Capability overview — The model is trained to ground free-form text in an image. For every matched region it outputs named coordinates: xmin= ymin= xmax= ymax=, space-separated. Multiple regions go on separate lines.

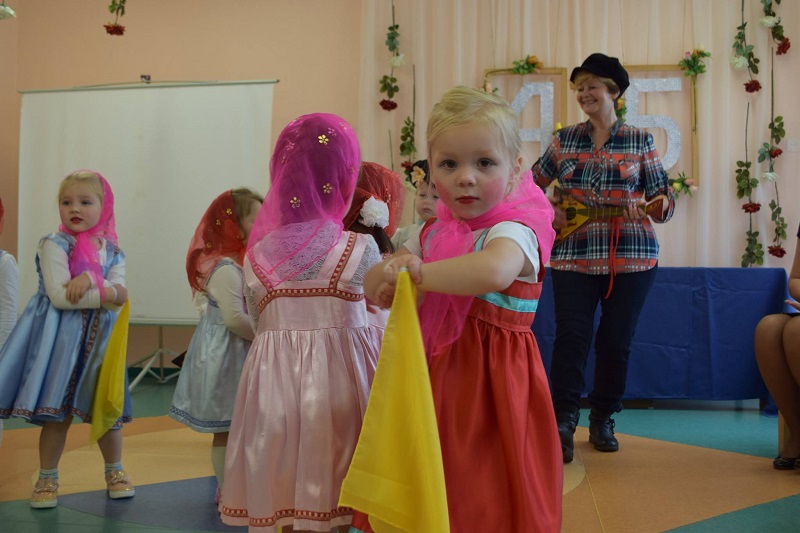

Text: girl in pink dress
xmin=365 ymin=87 xmax=563 ymax=533
xmin=220 ymin=113 xmax=383 ymax=532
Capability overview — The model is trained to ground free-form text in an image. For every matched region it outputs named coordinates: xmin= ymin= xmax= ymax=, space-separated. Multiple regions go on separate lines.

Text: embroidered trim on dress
xmin=254 ymin=233 xmax=363 ymax=311
xmin=220 ymin=505 xmax=353 ymax=526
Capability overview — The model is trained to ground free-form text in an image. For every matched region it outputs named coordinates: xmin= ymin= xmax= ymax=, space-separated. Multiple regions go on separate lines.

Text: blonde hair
xmin=570 ymin=71 xmax=620 ymax=98
xmin=58 ymin=170 xmax=104 ymax=202
xmin=230 ymin=187 xmax=263 ymax=226
xmin=427 ymin=86 xmax=522 ymax=164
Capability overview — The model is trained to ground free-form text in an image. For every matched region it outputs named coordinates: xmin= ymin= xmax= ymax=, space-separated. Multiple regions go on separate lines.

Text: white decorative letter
xmin=510 ymin=82 xmax=555 ymax=158
xmin=624 ymin=78 xmax=682 ymax=170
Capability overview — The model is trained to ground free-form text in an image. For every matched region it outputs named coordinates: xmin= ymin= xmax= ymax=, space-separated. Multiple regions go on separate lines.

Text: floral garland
xmin=760 ymin=0 xmax=790 ymax=258
xmin=761 ymin=0 xmax=791 ymax=55
xmin=669 ymin=44 xmax=711 ymax=200
xmin=731 ymin=0 xmax=764 ymax=267
xmin=731 ymin=2 xmax=760 ymax=92
xmin=732 ymin=1 xmax=763 ymax=266
xmin=378 ymin=1 xmax=402 ymax=111
xmin=104 ymin=0 xmax=127 ymax=35
xmin=679 ymin=45 xmax=711 ymax=131
xmin=376 ymin=1 xmax=417 ymax=184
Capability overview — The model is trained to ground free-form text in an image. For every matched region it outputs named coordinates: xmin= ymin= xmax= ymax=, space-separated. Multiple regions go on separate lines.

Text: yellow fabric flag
xmin=339 ymin=272 xmax=450 ymax=532
xmin=90 ymin=300 xmax=130 ymax=443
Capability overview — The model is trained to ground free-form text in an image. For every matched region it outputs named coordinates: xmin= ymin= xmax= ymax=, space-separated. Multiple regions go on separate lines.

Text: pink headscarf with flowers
xmin=57 ymin=170 xmax=118 ymax=290
xmin=247 ymin=113 xmax=361 ymax=285
xmin=419 ymin=171 xmax=555 ymax=356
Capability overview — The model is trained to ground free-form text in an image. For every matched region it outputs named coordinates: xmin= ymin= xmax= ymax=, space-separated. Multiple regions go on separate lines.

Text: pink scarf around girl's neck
xmin=419 ymin=171 xmax=555 ymax=356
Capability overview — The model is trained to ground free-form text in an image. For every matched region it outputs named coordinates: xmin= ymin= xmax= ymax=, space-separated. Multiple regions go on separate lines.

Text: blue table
xmin=532 ymin=267 xmax=788 ymax=400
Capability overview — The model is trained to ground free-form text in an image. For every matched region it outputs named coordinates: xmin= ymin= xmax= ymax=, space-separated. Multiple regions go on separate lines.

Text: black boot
xmin=588 ymin=409 xmax=619 ymax=452
xmin=556 ymin=410 xmax=580 ymax=463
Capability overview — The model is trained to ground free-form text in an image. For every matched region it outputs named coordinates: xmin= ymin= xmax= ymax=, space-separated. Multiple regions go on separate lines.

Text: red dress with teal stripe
xmin=352 ymin=227 xmax=562 ymax=533
xmin=427 ymin=229 xmax=563 ymax=532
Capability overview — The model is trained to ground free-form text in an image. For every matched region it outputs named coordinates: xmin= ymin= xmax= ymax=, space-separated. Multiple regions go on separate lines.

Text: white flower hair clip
xmin=359 ymin=196 xmax=390 ymax=229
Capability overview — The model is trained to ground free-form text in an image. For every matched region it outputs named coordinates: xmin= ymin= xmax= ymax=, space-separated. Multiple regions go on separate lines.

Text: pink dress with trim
xmin=220 ymin=232 xmax=382 ymax=532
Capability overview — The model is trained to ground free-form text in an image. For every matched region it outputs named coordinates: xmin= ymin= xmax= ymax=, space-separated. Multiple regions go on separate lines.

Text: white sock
xmin=211 ymin=446 xmax=226 ymax=490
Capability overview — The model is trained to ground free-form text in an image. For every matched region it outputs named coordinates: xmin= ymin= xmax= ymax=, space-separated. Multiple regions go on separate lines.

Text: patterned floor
xmin=1 ymin=376 xmax=799 ymax=533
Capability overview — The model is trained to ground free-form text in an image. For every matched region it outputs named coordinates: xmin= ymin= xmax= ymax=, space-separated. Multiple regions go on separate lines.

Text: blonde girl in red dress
xmin=364 ymin=86 xmax=563 ymax=533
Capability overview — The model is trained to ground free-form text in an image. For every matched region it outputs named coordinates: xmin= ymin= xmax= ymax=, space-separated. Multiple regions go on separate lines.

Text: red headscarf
xmin=342 ymin=162 xmax=406 ymax=237
xmin=186 ymin=190 xmax=247 ymax=294
xmin=57 ymin=170 xmax=118 ymax=290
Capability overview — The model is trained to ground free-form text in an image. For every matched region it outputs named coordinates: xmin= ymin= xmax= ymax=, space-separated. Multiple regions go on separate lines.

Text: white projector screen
xmin=18 ymin=80 xmax=276 ymax=325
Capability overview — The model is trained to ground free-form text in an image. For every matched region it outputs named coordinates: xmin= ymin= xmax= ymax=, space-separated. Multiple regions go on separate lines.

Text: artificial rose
xmin=104 ymin=23 xmax=125 ymax=35
xmin=401 ymin=160 xmax=413 ymax=171
xmin=761 ymin=171 xmax=778 ymax=183
xmin=742 ymin=202 xmax=761 ymax=213
xmin=744 ymin=80 xmax=762 ymax=93
xmin=769 ymin=245 xmax=787 ymax=258
xmin=389 ymin=53 xmax=405 ymax=68
xmin=730 ymin=55 xmax=749 ymax=70
xmin=770 ymin=148 xmax=783 ymax=159
xmin=0 ymin=4 xmax=16 ymax=19
xmin=761 ymin=16 xmax=780 ymax=28
xmin=777 ymin=38 xmax=791 ymax=55
xmin=379 ymin=99 xmax=398 ymax=111
xmin=527 ymin=55 xmax=539 ymax=65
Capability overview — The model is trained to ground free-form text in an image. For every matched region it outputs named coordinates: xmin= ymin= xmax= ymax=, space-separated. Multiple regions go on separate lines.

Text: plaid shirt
xmin=532 ymin=120 xmax=674 ymax=275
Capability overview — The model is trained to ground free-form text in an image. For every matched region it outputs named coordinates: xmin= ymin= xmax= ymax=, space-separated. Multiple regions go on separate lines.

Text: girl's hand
xmin=383 ymin=255 xmax=423 ymax=287
xmin=113 ymin=284 xmax=128 ymax=305
xmin=373 ymin=282 xmax=396 ymax=308
xmin=103 ymin=283 xmax=127 ymax=305
xmin=64 ymin=273 xmax=92 ymax=304
xmin=786 ymin=299 xmax=800 ymax=312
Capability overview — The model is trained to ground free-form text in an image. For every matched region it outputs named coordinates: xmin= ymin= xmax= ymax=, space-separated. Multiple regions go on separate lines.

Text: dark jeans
xmin=549 ymin=266 xmax=658 ymax=416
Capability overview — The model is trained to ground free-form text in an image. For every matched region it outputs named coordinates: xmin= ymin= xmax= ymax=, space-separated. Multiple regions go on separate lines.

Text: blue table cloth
xmin=532 ymin=267 xmax=788 ymax=400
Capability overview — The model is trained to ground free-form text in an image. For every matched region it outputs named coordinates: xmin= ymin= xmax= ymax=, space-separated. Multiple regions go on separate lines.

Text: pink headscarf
xmin=58 ymin=170 xmax=118 ymax=290
xmin=419 ymin=171 xmax=555 ymax=356
xmin=247 ymin=113 xmax=361 ymax=285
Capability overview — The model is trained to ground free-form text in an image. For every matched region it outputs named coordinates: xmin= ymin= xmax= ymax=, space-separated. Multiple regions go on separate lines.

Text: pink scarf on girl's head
xmin=419 ymin=170 xmax=555 ymax=356
xmin=58 ymin=171 xmax=118 ymax=290
xmin=247 ymin=113 xmax=361 ymax=286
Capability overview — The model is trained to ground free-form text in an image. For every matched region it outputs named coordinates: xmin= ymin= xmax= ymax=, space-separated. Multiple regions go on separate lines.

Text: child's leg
xmin=211 ymin=431 xmax=228 ymax=490
xmin=97 ymin=427 xmax=123 ymax=464
xmin=39 ymin=416 xmax=74 ymax=469
xmin=31 ymin=416 xmax=73 ymax=508
xmin=98 ymin=427 xmax=135 ymax=499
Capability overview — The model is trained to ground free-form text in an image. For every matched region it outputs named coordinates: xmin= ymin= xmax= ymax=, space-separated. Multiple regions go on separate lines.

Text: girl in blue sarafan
xmin=0 ymin=170 xmax=133 ymax=509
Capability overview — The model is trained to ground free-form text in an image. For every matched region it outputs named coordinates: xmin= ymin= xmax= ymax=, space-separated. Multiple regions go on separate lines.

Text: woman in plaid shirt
xmin=532 ymin=53 xmax=674 ymax=463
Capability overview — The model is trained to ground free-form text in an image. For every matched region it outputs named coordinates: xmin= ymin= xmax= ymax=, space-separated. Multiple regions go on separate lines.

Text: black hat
xmin=570 ymin=53 xmax=630 ymax=96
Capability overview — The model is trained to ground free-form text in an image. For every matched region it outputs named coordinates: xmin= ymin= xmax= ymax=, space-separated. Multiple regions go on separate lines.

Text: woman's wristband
xmin=109 ymin=285 xmax=118 ymax=304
